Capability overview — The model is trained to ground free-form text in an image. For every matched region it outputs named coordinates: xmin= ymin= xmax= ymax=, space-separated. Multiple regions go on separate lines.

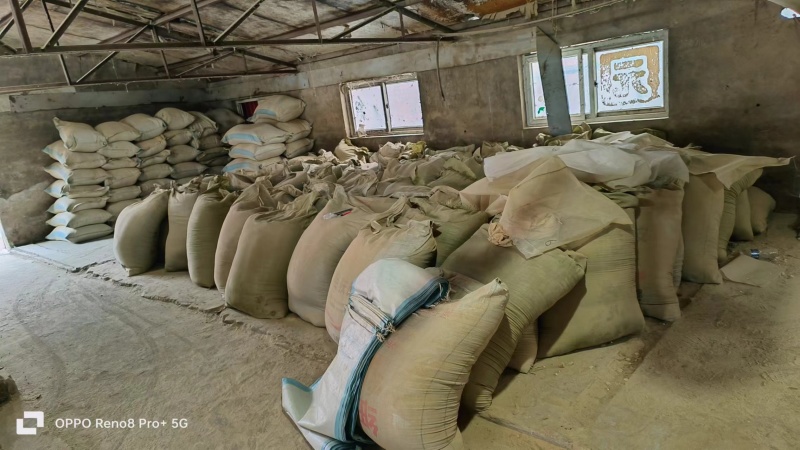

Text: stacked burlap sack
xmin=44 ymin=118 xmax=114 ymax=243
xmin=222 ymin=95 xmax=314 ymax=177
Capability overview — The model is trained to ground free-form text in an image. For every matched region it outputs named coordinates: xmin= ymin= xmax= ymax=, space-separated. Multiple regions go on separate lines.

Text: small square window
xmin=522 ymin=30 xmax=668 ymax=128
xmin=342 ymin=74 xmax=424 ymax=138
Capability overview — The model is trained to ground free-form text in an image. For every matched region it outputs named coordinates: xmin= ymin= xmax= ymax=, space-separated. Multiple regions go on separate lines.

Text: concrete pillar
xmin=536 ymin=28 xmax=572 ymax=136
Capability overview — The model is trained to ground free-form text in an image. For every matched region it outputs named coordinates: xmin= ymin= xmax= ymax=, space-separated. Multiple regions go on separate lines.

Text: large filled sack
xmin=136 ymin=135 xmax=168 ymax=158
xmin=222 ymin=123 xmax=291 ymax=146
xmin=637 ymin=187 xmax=684 ymax=321
xmin=681 ymin=174 xmax=724 ymax=283
xmin=155 ymin=107 xmax=196 ymax=131
xmin=120 ymin=114 xmax=167 ymax=141
xmin=187 ymin=111 xmax=218 ymax=137
xmin=287 ymin=188 xmax=402 ymax=326
xmin=443 ymin=225 xmax=586 ymax=410
xmin=538 ymin=208 xmax=644 ymax=358
xmin=105 ymin=168 xmax=141 ymax=189
xmin=113 ymin=190 xmax=169 ymax=275
xmin=138 ymin=150 xmax=170 ymax=168
xmin=98 ymin=141 xmax=140 ymax=159
xmin=402 ymin=191 xmax=489 ymax=266
xmin=45 ymin=163 xmax=107 ymax=186
xmin=249 ymin=95 xmax=305 ymax=122
xmin=718 ymin=169 xmax=762 ymax=263
xmin=53 ymin=117 xmax=107 ymax=152
xmin=47 ymin=209 xmax=112 ymax=228
xmin=198 ymin=134 xmax=222 ymax=150
xmin=48 ymin=196 xmax=108 ymax=214
xmin=187 ymin=181 xmax=238 ymax=287
xmin=164 ymin=129 xmax=196 ymax=147
xmin=46 ymin=224 xmax=113 ymax=243
xmin=171 ymin=162 xmax=207 ymax=179
xmin=428 ymin=157 xmax=482 ymax=191
xmin=733 ymin=193 xmax=754 ymax=242
xmin=166 ymin=145 xmax=200 ymax=164
xmin=45 ymin=180 xmax=109 ymax=199
xmin=274 ymin=119 xmax=312 ymax=143
xmin=285 ymin=138 xmax=314 ymax=159
xmin=214 ymin=181 xmax=276 ymax=292
xmin=333 ymin=139 xmax=369 ymax=162
xmin=205 ymin=108 xmax=244 ymax=135
xmin=139 ymin=179 xmax=173 ymax=197
xmin=139 ymin=164 xmax=173 ymax=182
xmin=282 ymin=260 xmax=450 ymax=448
xmin=95 ymin=121 xmax=141 ymax=142
xmin=335 ymin=168 xmax=379 ymax=196
xmin=748 ymin=186 xmax=776 ymax=234
xmin=102 ymin=157 xmax=137 ymax=170
xmin=43 ymin=141 xmax=107 ymax=169
xmin=107 ymin=185 xmax=141 ymax=203
xmin=326 ymin=219 xmax=437 ymax=341
xmin=490 ymin=157 xmax=632 ymax=259
xmin=196 ymin=147 xmax=229 ymax=164
xmin=164 ymin=183 xmax=201 ymax=272
xmin=105 ymin=199 xmax=139 ymax=222
xmin=229 ymin=143 xmax=285 ymax=161
xmin=359 ymin=278 xmax=508 ymax=450
xmin=225 ymin=193 xmax=319 ymax=318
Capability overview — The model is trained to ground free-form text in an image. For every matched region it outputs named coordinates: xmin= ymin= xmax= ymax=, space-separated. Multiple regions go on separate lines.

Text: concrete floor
xmin=1 ymin=215 xmax=798 ymax=449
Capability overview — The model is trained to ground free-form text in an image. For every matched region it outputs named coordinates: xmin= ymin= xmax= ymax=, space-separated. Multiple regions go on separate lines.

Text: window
xmin=522 ymin=30 xmax=668 ymax=128
xmin=341 ymin=73 xmax=424 ymax=138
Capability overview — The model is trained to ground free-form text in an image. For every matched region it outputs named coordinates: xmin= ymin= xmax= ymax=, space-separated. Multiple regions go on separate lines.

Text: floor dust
xmin=0 ymin=214 xmax=798 ymax=449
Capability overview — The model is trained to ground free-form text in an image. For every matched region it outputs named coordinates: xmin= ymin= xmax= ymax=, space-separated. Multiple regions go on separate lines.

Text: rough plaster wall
xmin=275 ymin=0 xmax=800 ymax=207
xmin=0 ymin=103 xmax=204 ymax=246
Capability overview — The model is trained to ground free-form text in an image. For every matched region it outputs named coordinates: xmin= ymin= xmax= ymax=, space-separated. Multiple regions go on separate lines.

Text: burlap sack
xmin=113 ymin=190 xmax=169 ymax=276
xmin=681 ymin=174 xmax=724 ymax=284
xmin=286 ymin=188 xmax=402 ymax=327
xmin=359 ymin=279 xmax=508 ymax=450
xmin=718 ymin=169 xmax=762 ymax=263
xmin=401 ymin=192 xmax=489 ymax=266
xmin=325 ymin=220 xmax=437 ymax=342
xmin=732 ymin=191 xmax=754 ymax=241
xmin=213 ymin=181 xmax=276 ymax=292
xmin=225 ymin=193 xmax=319 ymax=318
xmin=164 ymin=183 xmax=201 ymax=271
xmin=538 ymin=208 xmax=644 ymax=358
xmin=187 ymin=180 xmax=237 ymax=287
xmin=748 ymin=186 xmax=776 ymax=235
xmin=637 ymin=187 xmax=684 ymax=321
xmin=442 ymin=225 xmax=586 ymax=411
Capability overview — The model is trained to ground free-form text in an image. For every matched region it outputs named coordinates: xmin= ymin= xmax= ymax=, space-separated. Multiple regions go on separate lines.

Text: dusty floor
xmin=0 ymin=214 xmax=798 ymax=449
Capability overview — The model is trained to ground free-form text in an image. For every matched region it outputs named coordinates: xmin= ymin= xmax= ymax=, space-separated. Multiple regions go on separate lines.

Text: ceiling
xmin=0 ymin=0 xmax=608 ymax=84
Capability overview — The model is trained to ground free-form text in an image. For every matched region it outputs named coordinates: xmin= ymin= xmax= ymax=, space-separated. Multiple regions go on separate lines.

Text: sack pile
xmin=44 ymin=118 xmax=113 ymax=242
xmin=222 ymin=95 xmax=314 ymax=177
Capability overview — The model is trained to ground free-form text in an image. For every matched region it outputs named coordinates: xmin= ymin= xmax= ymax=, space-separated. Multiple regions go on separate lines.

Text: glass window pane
xmin=530 ymin=55 xmax=582 ymax=119
xmin=350 ymin=86 xmax=387 ymax=131
xmin=595 ymin=41 xmax=665 ymax=113
xmin=386 ymin=81 xmax=423 ymax=129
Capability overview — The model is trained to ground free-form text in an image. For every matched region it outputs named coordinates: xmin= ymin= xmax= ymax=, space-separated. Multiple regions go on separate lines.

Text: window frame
xmin=340 ymin=73 xmax=425 ymax=139
xmin=521 ymin=29 xmax=669 ymax=129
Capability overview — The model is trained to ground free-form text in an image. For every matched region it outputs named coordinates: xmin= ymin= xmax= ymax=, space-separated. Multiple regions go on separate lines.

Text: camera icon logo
xmin=16 ymin=411 xmax=44 ymax=435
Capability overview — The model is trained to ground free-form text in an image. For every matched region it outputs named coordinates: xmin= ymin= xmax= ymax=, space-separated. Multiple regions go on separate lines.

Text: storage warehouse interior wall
xmin=214 ymin=0 xmax=799 ymax=208
xmin=2 ymin=0 xmax=800 ymax=448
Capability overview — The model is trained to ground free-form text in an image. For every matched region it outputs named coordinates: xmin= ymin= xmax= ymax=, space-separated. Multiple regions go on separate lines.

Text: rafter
xmin=42 ymin=0 xmax=89 ymax=48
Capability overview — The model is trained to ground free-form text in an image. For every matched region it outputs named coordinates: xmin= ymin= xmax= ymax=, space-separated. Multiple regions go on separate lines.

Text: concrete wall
xmin=214 ymin=0 xmax=800 ymax=207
